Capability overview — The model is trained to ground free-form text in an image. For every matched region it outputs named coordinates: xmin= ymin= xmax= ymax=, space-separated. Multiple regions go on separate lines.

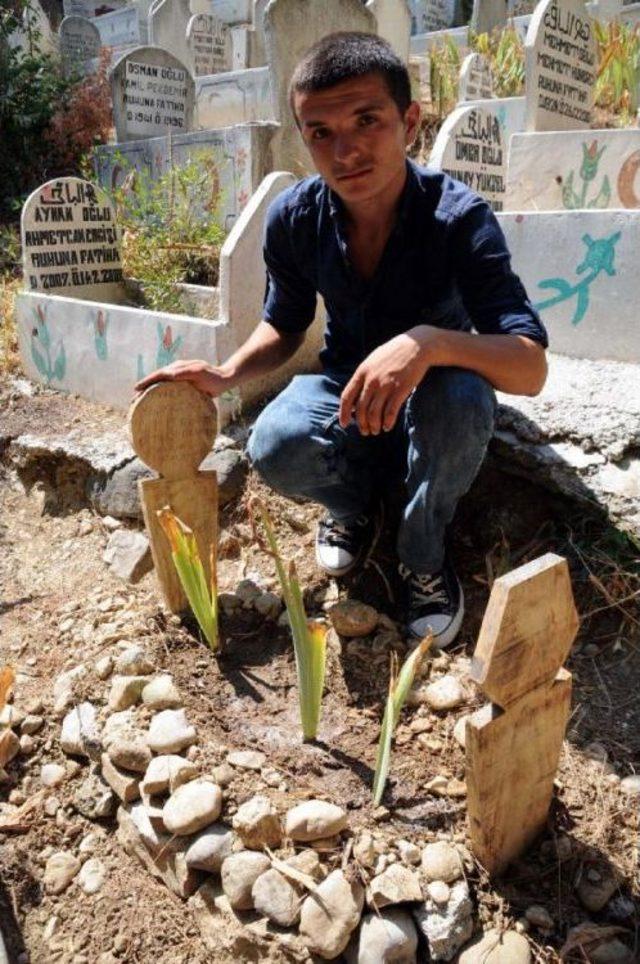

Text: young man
xmin=136 ymin=32 xmax=548 ymax=648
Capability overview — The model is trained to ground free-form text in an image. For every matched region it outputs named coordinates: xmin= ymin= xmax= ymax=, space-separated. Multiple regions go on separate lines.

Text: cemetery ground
xmin=0 ymin=373 xmax=638 ymax=963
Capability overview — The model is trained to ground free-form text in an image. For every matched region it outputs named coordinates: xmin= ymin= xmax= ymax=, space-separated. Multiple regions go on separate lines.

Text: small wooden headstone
xmin=465 ymin=553 xmax=579 ymax=876
xmin=128 ymin=382 xmax=218 ymax=613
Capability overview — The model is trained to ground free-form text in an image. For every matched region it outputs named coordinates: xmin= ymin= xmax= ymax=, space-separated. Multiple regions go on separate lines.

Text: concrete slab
xmin=506 ymin=128 xmax=640 ymax=210
xmin=498 ymin=208 xmax=640 ymax=363
xmin=195 ymin=66 xmax=274 ymax=129
xmin=494 ymin=353 xmax=640 ymax=542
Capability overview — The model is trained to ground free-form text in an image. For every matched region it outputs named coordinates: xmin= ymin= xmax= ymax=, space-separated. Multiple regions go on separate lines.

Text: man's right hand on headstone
xmin=134 ymin=359 xmax=232 ymax=398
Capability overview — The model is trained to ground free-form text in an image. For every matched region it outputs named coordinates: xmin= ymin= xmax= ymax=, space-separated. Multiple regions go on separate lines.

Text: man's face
xmin=293 ymin=72 xmax=420 ymax=207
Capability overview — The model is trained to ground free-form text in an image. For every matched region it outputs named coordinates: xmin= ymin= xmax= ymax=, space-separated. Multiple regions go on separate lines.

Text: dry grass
xmin=0 ymin=275 xmax=21 ymax=376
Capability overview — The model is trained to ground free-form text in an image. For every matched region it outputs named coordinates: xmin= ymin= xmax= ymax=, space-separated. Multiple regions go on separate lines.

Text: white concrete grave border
xmin=16 ymin=173 xmax=326 ymax=422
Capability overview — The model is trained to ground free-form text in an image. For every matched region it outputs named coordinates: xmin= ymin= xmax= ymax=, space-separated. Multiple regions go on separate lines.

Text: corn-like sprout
xmin=250 ymin=498 xmax=327 ymax=741
xmin=157 ymin=507 xmax=218 ymax=652
xmin=372 ymin=635 xmax=433 ymax=806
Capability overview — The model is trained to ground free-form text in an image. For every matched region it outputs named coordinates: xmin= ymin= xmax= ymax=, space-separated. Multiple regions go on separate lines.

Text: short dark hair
xmin=289 ymin=32 xmax=412 ymax=119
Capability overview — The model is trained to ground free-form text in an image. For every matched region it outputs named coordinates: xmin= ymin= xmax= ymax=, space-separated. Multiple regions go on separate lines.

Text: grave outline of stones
xmin=465 ymin=552 xmax=579 ymax=876
xmin=524 ymin=0 xmax=597 ymax=133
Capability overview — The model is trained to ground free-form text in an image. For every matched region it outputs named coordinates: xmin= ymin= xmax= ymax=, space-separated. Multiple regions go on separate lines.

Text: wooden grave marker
xmin=465 ymin=553 xmax=579 ymax=876
xmin=128 ymin=382 xmax=218 ymax=613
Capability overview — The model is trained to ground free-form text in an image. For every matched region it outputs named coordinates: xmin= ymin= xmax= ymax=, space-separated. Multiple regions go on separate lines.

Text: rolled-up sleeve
xmin=451 ymin=198 xmax=549 ymax=348
xmin=262 ymin=196 xmax=317 ymax=334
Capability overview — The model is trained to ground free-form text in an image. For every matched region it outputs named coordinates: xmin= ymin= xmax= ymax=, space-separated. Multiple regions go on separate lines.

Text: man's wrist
xmin=412 ymin=325 xmax=451 ymax=367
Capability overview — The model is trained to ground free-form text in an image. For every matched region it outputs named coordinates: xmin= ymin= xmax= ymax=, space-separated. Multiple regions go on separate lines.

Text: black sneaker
xmin=400 ymin=558 xmax=464 ymax=649
xmin=315 ymin=513 xmax=373 ymax=577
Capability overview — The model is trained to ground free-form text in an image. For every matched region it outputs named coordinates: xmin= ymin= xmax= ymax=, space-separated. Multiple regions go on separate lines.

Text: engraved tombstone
xmin=412 ymin=0 xmax=458 ymax=32
xmin=525 ymin=0 xmax=597 ymax=131
xmin=429 ymin=105 xmax=507 ymax=211
xmin=459 ymin=52 xmax=494 ymax=101
xmin=265 ymin=0 xmax=376 ymax=175
xmin=21 ymin=178 xmax=125 ymax=303
xmin=59 ymin=15 xmax=101 ymax=73
xmin=186 ymin=13 xmax=232 ymax=75
xmin=111 ymin=46 xmax=195 ymax=142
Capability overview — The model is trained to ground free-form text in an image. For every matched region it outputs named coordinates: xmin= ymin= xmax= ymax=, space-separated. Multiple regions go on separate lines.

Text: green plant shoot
xmin=157 ymin=507 xmax=218 ymax=652
xmin=250 ymin=498 xmax=327 ymax=741
xmin=372 ymin=634 xmax=433 ymax=807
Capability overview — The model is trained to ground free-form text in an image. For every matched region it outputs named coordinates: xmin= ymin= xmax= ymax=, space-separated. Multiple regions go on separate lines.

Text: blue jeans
xmin=247 ymin=367 xmax=496 ymax=573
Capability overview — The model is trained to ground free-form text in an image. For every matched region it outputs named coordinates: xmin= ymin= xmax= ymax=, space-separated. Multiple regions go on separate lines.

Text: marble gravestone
xmin=412 ymin=0 xmax=458 ymax=32
xmin=59 ymin=15 xmax=101 ymax=73
xmin=429 ymin=105 xmax=507 ymax=211
xmin=471 ymin=0 xmax=508 ymax=33
xmin=150 ymin=0 xmax=192 ymax=66
xmin=95 ymin=5 xmax=141 ymax=47
xmin=265 ymin=0 xmax=376 ymax=175
xmin=21 ymin=178 xmax=125 ymax=303
xmin=459 ymin=52 xmax=494 ymax=100
xmin=111 ymin=46 xmax=195 ymax=142
xmin=525 ymin=0 xmax=597 ymax=132
xmin=366 ymin=0 xmax=412 ymax=61
xmin=186 ymin=14 xmax=232 ymax=74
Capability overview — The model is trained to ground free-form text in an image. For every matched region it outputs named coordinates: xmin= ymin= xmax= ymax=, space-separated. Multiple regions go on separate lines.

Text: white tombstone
xmin=412 ymin=0 xmax=458 ymax=32
xmin=21 ymin=178 xmax=125 ymax=304
xmin=429 ymin=104 xmax=507 ymax=211
xmin=59 ymin=15 xmax=102 ymax=73
xmin=265 ymin=0 xmax=376 ymax=175
xmin=212 ymin=0 xmax=253 ymax=24
xmin=525 ymin=0 xmax=597 ymax=131
xmin=149 ymin=0 xmax=191 ymax=66
xmin=110 ymin=46 xmax=196 ymax=142
xmin=458 ymin=52 xmax=494 ymax=100
xmin=471 ymin=0 xmax=508 ymax=32
xmin=366 ymin=0 xmax=412 ymax=61
xmin=186 ymin=14 xmax=232 ymax=75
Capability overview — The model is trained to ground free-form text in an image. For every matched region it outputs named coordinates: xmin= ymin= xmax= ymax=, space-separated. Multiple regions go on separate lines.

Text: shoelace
xmin=321 ymin=515 xmax=368 ymax=543
xmin=399 ymin=563 xmax=448 ymax=605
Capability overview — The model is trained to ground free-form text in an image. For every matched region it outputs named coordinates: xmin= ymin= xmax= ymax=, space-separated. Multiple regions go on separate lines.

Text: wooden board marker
xmin=465 ymin=553 xmax=579 ymax=877
xmin=128 ymin=382 xmax=218 ymax=613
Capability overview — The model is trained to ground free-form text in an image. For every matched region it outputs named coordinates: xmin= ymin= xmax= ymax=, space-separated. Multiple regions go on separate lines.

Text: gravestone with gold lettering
xmin=21 ymin=178 xmax=125 ymax=303
xmin=111 ymin=46 xmax=196 ymax=142
xmin=429 ymin=105 xmax=506 ymax=211
xmin=525 ymin=0 xmax=597 ymax=132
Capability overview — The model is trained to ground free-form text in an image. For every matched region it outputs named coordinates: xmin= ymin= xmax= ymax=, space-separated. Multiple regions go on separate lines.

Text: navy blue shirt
xmin=262 ymin=159 xmax=548 ymax=376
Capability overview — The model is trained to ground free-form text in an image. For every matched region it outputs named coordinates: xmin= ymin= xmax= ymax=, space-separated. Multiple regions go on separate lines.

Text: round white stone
xmin=285 ymin=800 xmax=347 ymax=842
xmin=162 ymin=780 xmax=222 ymax=835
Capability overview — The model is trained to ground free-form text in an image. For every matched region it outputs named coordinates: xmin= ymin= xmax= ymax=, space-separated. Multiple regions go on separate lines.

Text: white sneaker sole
xmin=408 ymin=582 xmax=465 ymax=650
xmin=314 ymin=542 xmax=358 ymax=577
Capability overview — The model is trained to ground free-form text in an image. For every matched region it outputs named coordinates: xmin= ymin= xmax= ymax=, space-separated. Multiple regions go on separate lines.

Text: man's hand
xmin=134 ymin=359 xmax=233 ymax=398
xmin=339 ymin=328 xmax=439 ymax=435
